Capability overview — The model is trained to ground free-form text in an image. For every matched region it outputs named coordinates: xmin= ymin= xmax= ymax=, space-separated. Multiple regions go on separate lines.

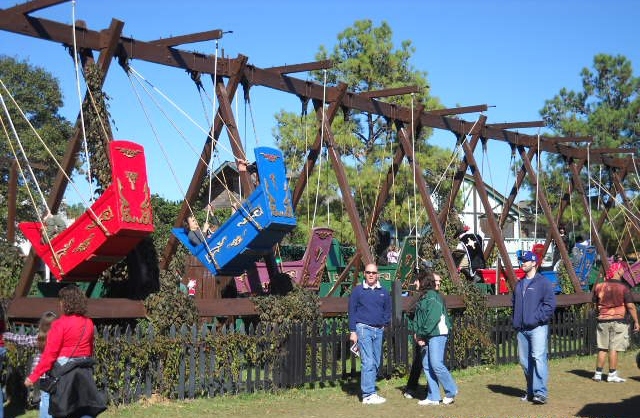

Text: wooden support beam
xmin=487 ymin=121 xmax=545 ymax=129
xmin=291 ymin=84 xmax=347 ymax=209
xmin=264 ymin=60 xmax=333 ymax=75
xmin=0 ymin=11 xmax=630 ymax=168
xmin=2 ymin=0 xmax=69 ymax=15
xmin=321 ymin=121 xmax=373 ymax=265
xmin=426 ymin=104 xmax=488 ymax=116
xmin=7 ymin=161 xmax=17 ymax=243
xmin=360 ymin=85 xmax=420 ymax=99
xmin=484 ymin=147 xmax=536 ymax=258
xmin=457 ymin=115 xmax=518 ymax=288
xmin=396 ymin=126 xmax=460 ymax=284
xmin=437 ymin=124 xmax=484 ymax=226
xmin=147 ymin=29 xmax=224 ymax=47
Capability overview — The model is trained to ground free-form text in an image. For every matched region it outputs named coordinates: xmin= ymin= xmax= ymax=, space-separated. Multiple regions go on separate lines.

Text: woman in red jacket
xmin=24 ymin=285 xmax=105 ymax=418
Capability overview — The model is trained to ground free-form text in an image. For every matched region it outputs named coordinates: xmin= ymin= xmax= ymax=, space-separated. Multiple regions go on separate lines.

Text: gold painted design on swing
xmin=125 ymin=171 xmax=139 ymax=190
xmin=86 ymin=207 xmax=114 ymax=230
xmin=236 ymin=207 xmax=264 ymax=229
xmin=122 ymin=183 xmax=152 ymax=225
xmin=229 ymin=235 xmax=244 ymax=247
xmin=205 ymin=236 xmax=227 ymax=270
xmin=54 ymin=239 xmax=74 ymax=260
xmin=263 ymin=174 xmax=293 ymax=218
xmin=259 ymin=152 xmax=280 ymax=162
xmin=73 ymin=233 xmax=95 ymax=253
xmin=116 ymin=147 xmax=142 ymax=158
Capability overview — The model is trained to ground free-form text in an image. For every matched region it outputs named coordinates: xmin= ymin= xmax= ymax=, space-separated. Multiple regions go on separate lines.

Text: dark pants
xmin=406 ymin=342 xmax=424 ymax=390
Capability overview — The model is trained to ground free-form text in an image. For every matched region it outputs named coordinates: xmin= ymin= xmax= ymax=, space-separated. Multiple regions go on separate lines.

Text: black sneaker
xmin=532 ymin=395 xmax=547 ymax=405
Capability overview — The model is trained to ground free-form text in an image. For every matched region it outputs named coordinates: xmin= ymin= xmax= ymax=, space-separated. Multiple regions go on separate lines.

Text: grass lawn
xmin=6 ymin=351 xmax=640 ymax=418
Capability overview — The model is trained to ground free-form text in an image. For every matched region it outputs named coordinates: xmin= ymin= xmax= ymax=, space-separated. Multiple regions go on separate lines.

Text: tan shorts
xmin=596 ymin=321 xmax=630 ymax=351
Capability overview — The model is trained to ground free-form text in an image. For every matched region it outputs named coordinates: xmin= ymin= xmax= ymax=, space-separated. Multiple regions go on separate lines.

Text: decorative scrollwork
xmin=116 ymin=147 xmax=142 ymax=158
xmin=73 ymin=233 xmax=95 ymax=253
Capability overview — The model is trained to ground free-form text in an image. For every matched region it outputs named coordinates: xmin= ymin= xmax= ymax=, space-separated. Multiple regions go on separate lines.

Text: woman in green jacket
xmin=410 ymin=270 xmax=458 ymax=406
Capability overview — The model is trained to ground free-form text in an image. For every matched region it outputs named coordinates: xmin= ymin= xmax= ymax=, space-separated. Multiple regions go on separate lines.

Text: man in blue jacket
xmin=349 ymin=263 xmax=391 ymax=404
xmin=512 ymin=250 xmax=556 ymax=405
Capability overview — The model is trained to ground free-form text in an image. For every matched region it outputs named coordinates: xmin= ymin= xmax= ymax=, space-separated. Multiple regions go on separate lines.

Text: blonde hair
xmin=37 ymin=311 xmax=58 ymax=352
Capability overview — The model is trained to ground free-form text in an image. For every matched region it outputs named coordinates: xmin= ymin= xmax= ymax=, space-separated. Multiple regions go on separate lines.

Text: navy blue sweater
xmin=348 ymin=283 xmax=391 ymax=331
xmin=512 ymin=272 xmax=556 ymax=330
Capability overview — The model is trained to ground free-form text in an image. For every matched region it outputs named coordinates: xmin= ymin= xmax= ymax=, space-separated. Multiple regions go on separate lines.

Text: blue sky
xmin=1 ymin=0 xmax=639 ymax=206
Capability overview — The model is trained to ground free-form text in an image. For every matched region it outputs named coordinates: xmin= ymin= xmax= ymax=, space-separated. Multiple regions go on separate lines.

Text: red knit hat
xmin=606 ymin=262 xmax=625 ymax=280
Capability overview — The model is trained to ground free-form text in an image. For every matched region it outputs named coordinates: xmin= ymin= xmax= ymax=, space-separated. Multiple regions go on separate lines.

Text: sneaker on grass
xmin=607 ymin=372 xmax=626 ymax=383
xmin=362 ymin=393 xmax=386 ymax=404
xmin=418 ymin=399 xmax=440 ymax=406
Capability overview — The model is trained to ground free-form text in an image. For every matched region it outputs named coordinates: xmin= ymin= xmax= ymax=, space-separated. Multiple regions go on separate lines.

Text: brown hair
xmin=37 ymin=311 xmax=58 ymax=352
xmin=58 ymin=284 xmax=88 ymax=316
xmin=416 ymin=269 xmax=437 ymax=292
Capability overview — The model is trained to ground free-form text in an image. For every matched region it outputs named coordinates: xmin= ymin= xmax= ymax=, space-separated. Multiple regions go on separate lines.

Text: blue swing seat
xmin=173 ymin=147 xmax=296 ymax=276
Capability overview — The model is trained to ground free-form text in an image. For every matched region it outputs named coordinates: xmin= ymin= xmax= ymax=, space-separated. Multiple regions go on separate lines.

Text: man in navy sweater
xmin=512 ymin=250 xmax=556 ymax=405
xmin=349 ymin=263 xmax=391 ymax=404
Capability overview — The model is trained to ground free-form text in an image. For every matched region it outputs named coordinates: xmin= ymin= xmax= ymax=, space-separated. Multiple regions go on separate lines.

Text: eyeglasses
xmin=364 ymin=271 xmax=378 ymax=274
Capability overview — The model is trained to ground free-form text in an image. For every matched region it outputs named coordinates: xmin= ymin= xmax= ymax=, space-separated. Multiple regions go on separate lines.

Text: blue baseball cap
xmin=518 ymin=251 xmax=538 ymax=263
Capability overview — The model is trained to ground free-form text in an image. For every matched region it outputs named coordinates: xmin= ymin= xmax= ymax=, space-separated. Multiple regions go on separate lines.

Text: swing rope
xmin=311 ymin=70 xmax=327 ymax=229
xmin=125 ymin=64 xmax=259 ymax=231
xmin=410 ymin=94 xmax=418 ymax=269
xmin=71 ymin=0 xmax=94 ymax=201
xmin=533 ymin=129 xmax=541 ymax=241
xmin=0 ymin=80 xmax=108 ymax=233
xmin=0 ymin=114 xmax=63 ymax=269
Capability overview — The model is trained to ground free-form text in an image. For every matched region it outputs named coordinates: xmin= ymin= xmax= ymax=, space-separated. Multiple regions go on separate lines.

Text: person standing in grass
xmin=513 ymin=250 xmax=556 ymax=405
xmin=591 ymin=261 xmax=639 ymax=382
xmin=348 ymin=263 xmax=391 ymax=405
xmin=411 ymin=270 xmax=457 ymax=406
xmin=4 ymin=311 xmax=58 ymax=418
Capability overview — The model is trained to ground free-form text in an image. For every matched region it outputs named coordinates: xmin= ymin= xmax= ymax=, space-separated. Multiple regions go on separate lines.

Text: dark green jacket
xmin=409 ymin=289 xmax=452 ymax=338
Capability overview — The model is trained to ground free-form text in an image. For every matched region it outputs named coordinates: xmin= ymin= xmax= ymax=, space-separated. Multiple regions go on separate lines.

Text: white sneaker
xmin=592 ymin=372 xmax=602 ymax=381
xmin=442 ymin=396 xmax=455 ymax=405
xmin=402 ymin=391 xmax=416 ymax=399
xmin=362 ymin=393 xmax=386 ymax=404
xmin=418 ymin=399 xmax=440 ymax=405
xmin=607 ymin=373 xmax=626 ymax=383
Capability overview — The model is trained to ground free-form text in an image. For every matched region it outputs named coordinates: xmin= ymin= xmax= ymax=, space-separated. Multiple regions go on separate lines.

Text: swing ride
xmin=2 ymin=1 xmax=639 ymax=320
xmin=171 ymin=146 xmax=296 ymax=277
xmin=18 ymin=140 xmax=154 ymax=281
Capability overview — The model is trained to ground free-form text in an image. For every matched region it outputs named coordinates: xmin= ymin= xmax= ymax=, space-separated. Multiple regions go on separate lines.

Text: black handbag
xmin=38 ymin=371 xmax=59 ymax=393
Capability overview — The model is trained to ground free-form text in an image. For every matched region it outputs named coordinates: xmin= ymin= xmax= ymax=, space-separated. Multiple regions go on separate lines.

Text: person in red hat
xmin=591 ymin=262 xmax=639 ymax=382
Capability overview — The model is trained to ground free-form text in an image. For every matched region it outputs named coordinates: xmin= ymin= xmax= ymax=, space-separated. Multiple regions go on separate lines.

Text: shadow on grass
xmin=339 ymin=380 xmax=360 ymax=399
xmin=486 ymin=384 xmax=523 ymax=398
xmin=576 ymin=395 xmax=640 ymax=418
xmin=567 ymin=369 xmax=595 ymax=379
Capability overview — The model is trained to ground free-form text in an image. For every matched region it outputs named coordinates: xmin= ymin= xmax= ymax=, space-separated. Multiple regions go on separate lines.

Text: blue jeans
xmin=39 ymin=390 xmax=52 ymax=418
xmin=422 ymin=335 xmax=457 ymax=401
xmin=356 ymin=323 xmax=384 ymax=397
xmin=517 ymin=325 xmax=549 ymax=398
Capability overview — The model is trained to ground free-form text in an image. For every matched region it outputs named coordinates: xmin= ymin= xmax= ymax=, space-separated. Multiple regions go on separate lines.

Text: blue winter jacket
xmin=512 ymin=272 xmax=556 ymax=330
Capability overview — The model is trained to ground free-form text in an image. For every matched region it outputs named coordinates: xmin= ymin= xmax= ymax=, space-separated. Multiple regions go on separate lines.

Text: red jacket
xmin=29 ymin=314 xmax=94 ymax=382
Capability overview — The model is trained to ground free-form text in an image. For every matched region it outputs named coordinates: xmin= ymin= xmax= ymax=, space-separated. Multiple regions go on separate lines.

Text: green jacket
xmin=409 ymin=289 xmax=452 ymax=338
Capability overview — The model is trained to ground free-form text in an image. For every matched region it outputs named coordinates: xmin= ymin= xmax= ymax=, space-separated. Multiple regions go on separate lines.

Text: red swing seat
xmin=19 ymin=140 xmax=154 ymax=281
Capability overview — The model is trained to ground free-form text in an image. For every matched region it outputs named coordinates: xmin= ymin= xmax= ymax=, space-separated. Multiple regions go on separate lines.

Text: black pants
xmin=406 ymin=342 xmax=424 ymax=390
